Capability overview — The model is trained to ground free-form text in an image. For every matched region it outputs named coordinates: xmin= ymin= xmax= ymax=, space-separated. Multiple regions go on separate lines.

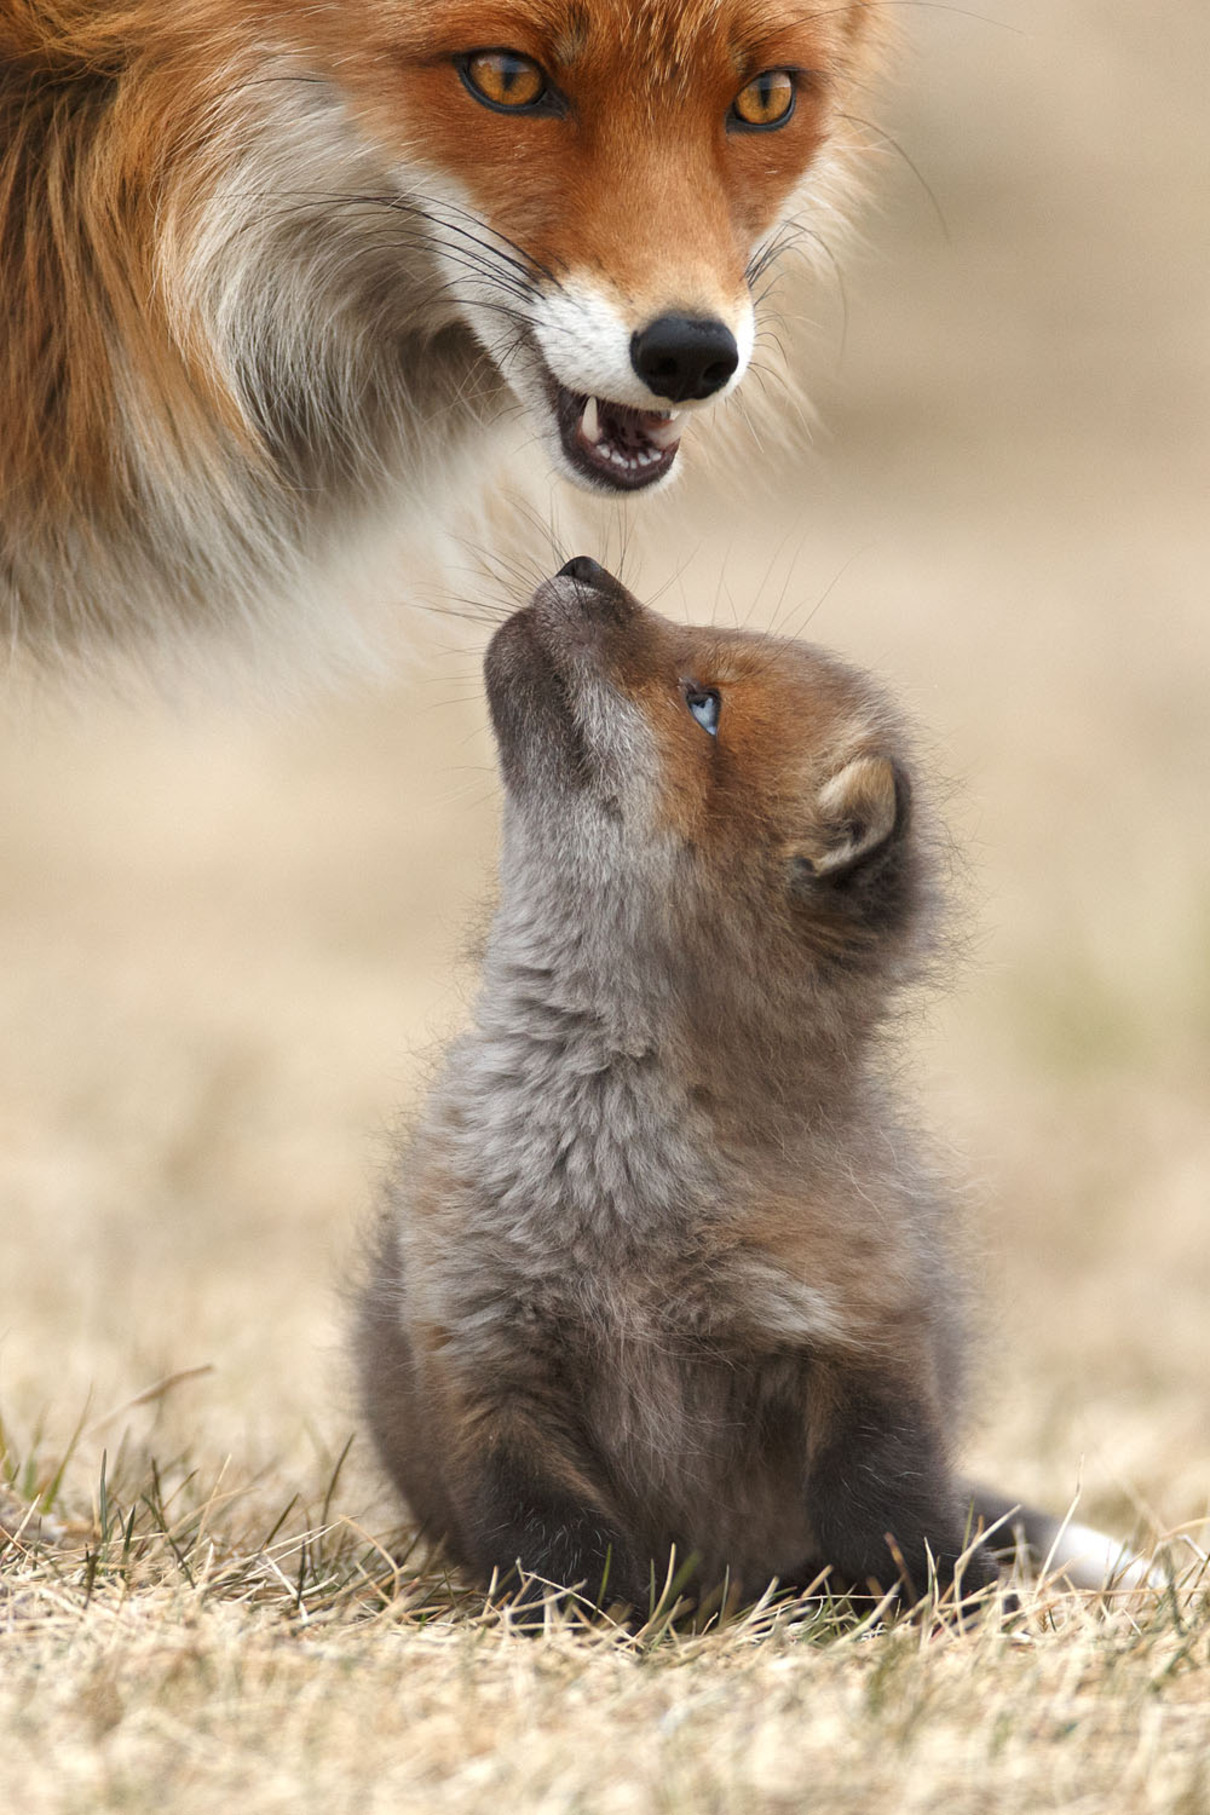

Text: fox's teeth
xmin=581 ymin=396 xmax=601 ymax=444
xmin=646 ymin=412 xmax=684 ymax=451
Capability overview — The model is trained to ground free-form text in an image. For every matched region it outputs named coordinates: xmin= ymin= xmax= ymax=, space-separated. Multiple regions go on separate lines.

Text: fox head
xmin=483 ymin=557 xmax=926 ymax=1069
xmin=0 ymin=1 xmax=887 ymax=656
xmin=256 ymin=0 xmax=885 ymax=495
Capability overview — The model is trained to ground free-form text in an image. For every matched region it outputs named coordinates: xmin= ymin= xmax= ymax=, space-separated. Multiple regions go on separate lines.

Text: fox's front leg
xmin=449 ymin=1394 xmax=649 ymax=1612
xmin=806 ymin=1363 xmax=998 ymax=1603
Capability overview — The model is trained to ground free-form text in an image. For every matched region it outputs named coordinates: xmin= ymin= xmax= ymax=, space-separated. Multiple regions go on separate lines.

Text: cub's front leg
xmin=806 ymin=1361 xmax=999 ymax=1603
xmin=448 ymin=1389 xmax=651 ymax=1613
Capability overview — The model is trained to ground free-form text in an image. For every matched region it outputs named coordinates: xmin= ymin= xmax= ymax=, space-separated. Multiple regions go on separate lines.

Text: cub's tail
xmin=965 ymin=1482 xmax=1165 ymax=1592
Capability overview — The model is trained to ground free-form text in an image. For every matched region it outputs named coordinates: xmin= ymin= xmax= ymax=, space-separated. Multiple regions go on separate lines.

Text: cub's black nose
xmin=630 ymin=315 xmax=739 ymax=403
xmin=550 ymin=556 xmax=635 ymax=622
xmin=557 ymin=555 xmax=610 ymax=587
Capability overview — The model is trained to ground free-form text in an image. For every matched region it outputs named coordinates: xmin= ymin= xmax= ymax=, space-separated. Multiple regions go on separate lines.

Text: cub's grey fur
xmin=356 ymin=559 xmax=1153 ymax=1609
xmin=357 ymin=558 xmax=1005 ymax=1609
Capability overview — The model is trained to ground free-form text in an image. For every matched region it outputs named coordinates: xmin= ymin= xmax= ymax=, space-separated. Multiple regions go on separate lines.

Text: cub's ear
xmin=790 ymin=755 xmax=911 ymax=886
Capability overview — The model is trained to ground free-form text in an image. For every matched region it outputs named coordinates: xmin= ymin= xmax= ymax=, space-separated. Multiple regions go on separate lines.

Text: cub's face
xmin=485 ymin=559 xmax=919 ymax=965
xmin=287 ymin=0 xmax=883 ymax=493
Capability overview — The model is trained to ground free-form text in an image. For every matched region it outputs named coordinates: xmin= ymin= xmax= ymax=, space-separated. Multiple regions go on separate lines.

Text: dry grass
xmin=2 ymin=1436 xmax=1208 ymax=1815
xmin=3 ymin=0 xmax=1210 ymax=1808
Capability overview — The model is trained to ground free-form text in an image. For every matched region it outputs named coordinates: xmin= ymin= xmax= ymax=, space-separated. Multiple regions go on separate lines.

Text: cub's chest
xmin=497 ymin=1230 xmax=852 ymax=1362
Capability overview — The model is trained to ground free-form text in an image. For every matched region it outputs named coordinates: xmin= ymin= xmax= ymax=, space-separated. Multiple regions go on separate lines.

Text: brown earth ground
xmin=2 ymin=2 xmax=1208 ymax=1809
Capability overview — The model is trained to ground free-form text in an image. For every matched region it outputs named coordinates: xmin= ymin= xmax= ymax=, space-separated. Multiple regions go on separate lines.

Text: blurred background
xmin=1 ymin=0 xmax=1206 ymax=1541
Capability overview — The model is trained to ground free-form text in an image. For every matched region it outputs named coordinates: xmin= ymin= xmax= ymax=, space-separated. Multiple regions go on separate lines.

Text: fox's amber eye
xmin=731 ymin=69 xmax=796 ymax=130
xmin=461 ymin=50 xmax=548 ymax=112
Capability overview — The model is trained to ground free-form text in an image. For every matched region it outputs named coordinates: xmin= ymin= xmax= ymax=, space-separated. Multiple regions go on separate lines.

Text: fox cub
xmin=356 ymin=556 xmax=1002 ymax=1609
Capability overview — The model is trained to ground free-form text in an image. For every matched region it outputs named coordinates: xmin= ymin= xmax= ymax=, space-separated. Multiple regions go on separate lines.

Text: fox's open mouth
xmin=548 ymin=380 xmax=684 ymax=492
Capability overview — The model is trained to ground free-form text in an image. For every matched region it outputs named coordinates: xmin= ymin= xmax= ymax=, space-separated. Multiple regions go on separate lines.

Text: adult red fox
xmin=0 ymin=0 xmax=885 ymax=658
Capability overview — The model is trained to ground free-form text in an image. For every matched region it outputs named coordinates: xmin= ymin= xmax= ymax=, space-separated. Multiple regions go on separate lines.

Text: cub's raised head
xmin=485 ymin=558 xmax=928 ymax=1024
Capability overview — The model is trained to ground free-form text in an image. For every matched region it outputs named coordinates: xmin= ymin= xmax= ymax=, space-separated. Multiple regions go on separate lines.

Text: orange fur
xmin=0 ymin=0 xmax=886 ymax=660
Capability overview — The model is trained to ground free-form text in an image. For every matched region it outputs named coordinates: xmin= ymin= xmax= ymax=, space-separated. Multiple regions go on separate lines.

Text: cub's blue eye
xmin=685 ymin=686 xmax=720 ymax=737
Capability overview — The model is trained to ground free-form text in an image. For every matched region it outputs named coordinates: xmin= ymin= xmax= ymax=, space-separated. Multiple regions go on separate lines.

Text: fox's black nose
xmin=630 ymin=315 xmax=739 ymax=404
xmin=557 ymin=555 xmax=611 ymax=587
